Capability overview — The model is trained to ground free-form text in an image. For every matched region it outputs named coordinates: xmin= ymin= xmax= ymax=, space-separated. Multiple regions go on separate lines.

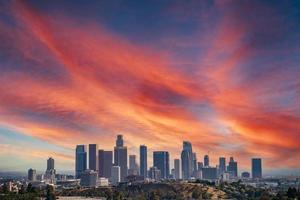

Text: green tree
xmin=46 ymin=184 xmax=56 ymax=200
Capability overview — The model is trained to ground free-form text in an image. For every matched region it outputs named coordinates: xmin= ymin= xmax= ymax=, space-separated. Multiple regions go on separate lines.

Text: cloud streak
xmin=0 ymin=0 xmax=299 ymax=171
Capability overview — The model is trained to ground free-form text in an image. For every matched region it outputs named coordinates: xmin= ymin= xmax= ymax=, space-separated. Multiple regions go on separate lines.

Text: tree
xmin=46 ymin=185 xmax=56 ymax=200
xmin=287 ymin=187 xmax=297 ymax=199
xmin=2 ymin=183 xmax=9 ymax=194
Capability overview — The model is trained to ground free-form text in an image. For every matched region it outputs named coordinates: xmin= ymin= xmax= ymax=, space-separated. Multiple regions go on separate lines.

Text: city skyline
xmin=0 ymin=0 xmax=300 ymax=176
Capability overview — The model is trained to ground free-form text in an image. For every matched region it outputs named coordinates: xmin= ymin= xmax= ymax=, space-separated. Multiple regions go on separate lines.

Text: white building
xmin=111 ymin=166 xmax=120 ymax=186
xmin=97 ymin=177 xmax=109 ymax=187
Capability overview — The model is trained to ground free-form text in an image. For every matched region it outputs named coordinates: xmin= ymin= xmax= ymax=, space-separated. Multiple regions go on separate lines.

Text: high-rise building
xmin=114 ymin=135 xmax=127 ymax=181
xmin=174 ymin=159 xmax=181 ymax=179
xmin=76 ymin=145 xmax=87 ymax=178
xmin=202 ymin=167 xmax=218 ymax=180
xmin=192 ymin=152 xmax=197 ymax=175
xmin=89 ymin=144 xmax=98 ymax=171
xmin=227 ymin=157 xmax=238 ymax=178
xmin=47 ymin=157 xmax=55 ymax=171
xmin=149 ymin=166 xmax=161 ymax=181
xmin=116 ymin=135 xmax=123 ymax=147
xmin=219 ymin=157 xmax=226 ymax=175
xmin=28 ymin=168 xmax=36 ymax=181
xmin=204 ymin=155 xmax=209 ymax=167
xmin=140 ymin=145 xmax=147 ymax=179
xmin=153 ymin=151 xmax=169 ymax=179
xmin=80 ymin=170 xmax=98 ymax=187
xmin=128 ymin=155 xmax=139 ymax=175
xmin=181 ymin=141 xmax=193 ymax=180
xmin=252 ymin=158 xmax=262 ymax=179
xmin=197 ymin=162 xmax=203 ymax=170
xmin=111 ymin=166 xmax=121 ymax=185
xmin=98 ymin=150 xmax=113 ymax=178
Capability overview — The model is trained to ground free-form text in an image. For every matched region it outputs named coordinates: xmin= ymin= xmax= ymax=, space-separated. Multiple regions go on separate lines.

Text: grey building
xmin=28 ymin=168 xmax=36 ymax=181
xmin=47 ymin=157 xmax=55 ymax=171
xmin=202 ymin=167 xmax=218 ymax=180
xmin=128 ymin=155 xmax=139 ymax=175
xmin=153 ymin=151 xmax=169 ymax=179
xmin=80 ymin=170 xmax=98 ymax=187
xmin=227 ymin=157 xmax=238 ymax=178
xmin=98 ymin=150 xmax=113 ymax=178
xmin=174 ymin=159 xmax=181 ymax=179
xmin=76 ymin=145 xmax=87 ymax=178
xmin=149 ymin=166 xmax=161 ymax=181
xmin=242 ymin=171 xmax=250 ymax=179
xmin=89 ymin=144 xmax=98 ymax=171
xmin=114 ymin=135 xmax=128 ymax=181
xmin=252 ymin=158 xmax=262 ymax=179
xmin=181 ymin=141 xmax=193 ymax=180
xmin=204 ymin=155 xmax=209 ymax=167
xmin=219 ymin=157 xmax=226 ymax=175
xmin=140 ymin=145 xmax=147 ymax=179
xmin=111 ymin=166 xmax=120 ymax=185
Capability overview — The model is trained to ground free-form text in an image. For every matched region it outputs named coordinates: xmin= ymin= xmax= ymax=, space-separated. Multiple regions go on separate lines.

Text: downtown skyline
xmin=0 ymin=0 xmax=300 ymax=176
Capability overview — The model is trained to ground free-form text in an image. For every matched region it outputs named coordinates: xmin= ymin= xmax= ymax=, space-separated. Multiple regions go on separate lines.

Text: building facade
xmin=75 ymin=145 xmax=87 ymax=178
xmin=89 ymin=144 xmax=98 ymax=171
xmin=114 ymin=135 xmax=128 ymax=181
xmin=153 ymin=151 xmax=169 ymax=179
xmin=98 ymin=150 xmax=113 ymax=178
xmin=252 ymin=158 xmax=262 ymax=179
xmin=140 ymin=145 xmax=147 ymax=179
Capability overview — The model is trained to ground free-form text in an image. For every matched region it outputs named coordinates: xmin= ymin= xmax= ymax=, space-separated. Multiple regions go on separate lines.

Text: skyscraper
xmin=204 ymin=155 xmax=209 ymax=167
xmin=181 ymin=141 xmax=193 ymax=180
xmin=128 ymin=154 xmax=139 ymax=175
xmin=174 ymin=159 xmax=181 ymax=179
xmin=153 ymin=151 xmax=169 ymax=179
xmin=47 ymin=157 xmax=55 ymax=171
xmin=192 ymin=152 xmax=197 ymax=175
xmin=111 ymin=166 xmax=121 ymax=185
xmin=140 ymin=145 xmax=147 ymax=179
xmin=28 ymin=168 xmax=36 ymax=181
xmin=116 ymin=135 xmax=123 ymax=147
xmin=98 ymin=150 xmax=113 ymax=178
xmin=89 ymin=144 xmax=98 ymax=171
xmin=227 ymin=157 xmax=238 ymax=178
xmin=114 ymin=135 xmax=127 ymax=181
xmin=45 ymin=157 xmax=56 ymax=184
xmin=252 ymin=158 xmax=262 ymax=179
xmin=76 ymin=145 xmax=87 ymax=178
xmin=219 ymin=157 xmax=226 ymax=174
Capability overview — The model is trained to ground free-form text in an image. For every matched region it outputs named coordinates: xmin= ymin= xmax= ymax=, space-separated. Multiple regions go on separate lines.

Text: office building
xmin=202 ymin=167 xmax=218 ymax=180
xmin=252 ymin=158 xmax=262 ymax=179
xmin=111 ymin=166 xmax=121 ymax=185
xmin=89 ymin=144 xmax=98 ymax=171
xmin=76 ymin=145 xmax=87 ymax=178
xmin=80 ymin=170 xmax=98 ymax=187
xmin=149 ymin=166 xmax=161 ymax=181
xmin=219 ymin=157 xmax=226 ymax=175
xmin=98 ymin=150 xmax=113 ymax=178
xmin=114 ymin=135 xmax=127 ymax=181
xmin=181 ymin=141 xmax=193 ymax=180
xmin=140 ymin=145 xmax=147 ymax=179
xmin=242 ymin=171 xmax=250 ymax=179
xmin=128 ymin=154 xmax=139 ymax=175
xmin=198 ymin=162 xmax=203 ymax=170
xmin=204 ymin=155 xmax=209 ymax=167
xmin=28 ymin=168 xmax=36 ymax=181
xmin=174 ymin=159 xmax=181 ymax=179
xmin=227 ymin=157 xmax=238 ymax=178
xmin=47 ymin=157 xmax=55 ymax=171
xmin=153 ymin=151 xmax=169 ymax=179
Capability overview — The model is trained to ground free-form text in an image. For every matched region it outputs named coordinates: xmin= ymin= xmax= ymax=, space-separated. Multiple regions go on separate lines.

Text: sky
xmin=0 ymin=0 xmax=300 ymax=176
